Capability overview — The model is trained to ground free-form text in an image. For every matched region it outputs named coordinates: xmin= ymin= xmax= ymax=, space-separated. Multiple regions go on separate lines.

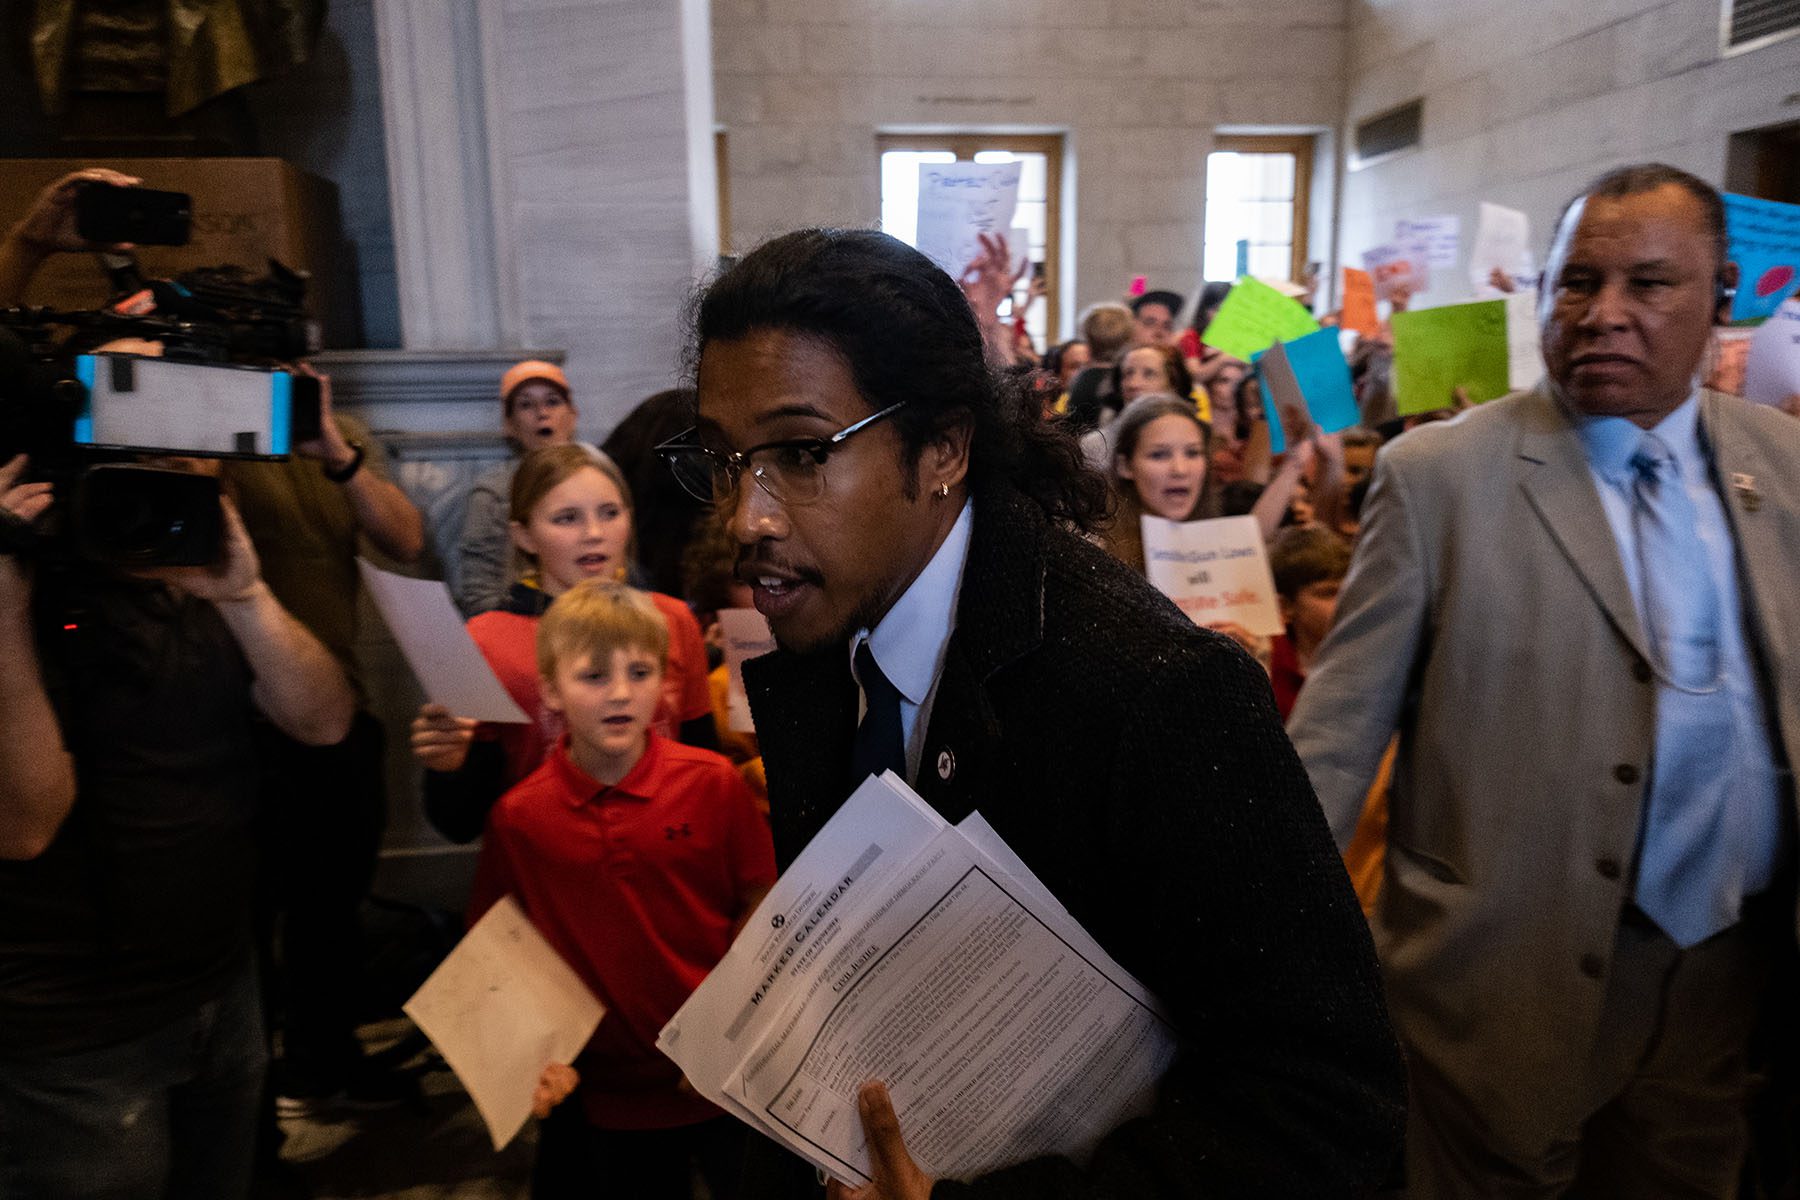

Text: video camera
xmin=1 ymin=225 xmax=324 ymax=569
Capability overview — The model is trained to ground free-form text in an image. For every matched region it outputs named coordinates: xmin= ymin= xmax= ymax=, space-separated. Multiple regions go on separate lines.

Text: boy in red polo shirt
xmin=468 ymin=579 xmax=776 ymax=1200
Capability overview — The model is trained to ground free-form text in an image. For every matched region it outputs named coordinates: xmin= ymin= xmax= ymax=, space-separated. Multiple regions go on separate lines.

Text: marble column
xmin=369 ymin=0 xmax=719 ymax=434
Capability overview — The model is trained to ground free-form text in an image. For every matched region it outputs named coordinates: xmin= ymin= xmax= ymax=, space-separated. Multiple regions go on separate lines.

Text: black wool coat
xmin=739 ymin=484 xmax=1406 ymax=1200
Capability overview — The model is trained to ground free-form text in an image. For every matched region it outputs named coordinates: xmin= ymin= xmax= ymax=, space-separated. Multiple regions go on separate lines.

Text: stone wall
xmin=711 ymin=0 xmax=1352 ymax=335
xmin=1340 ymin=0 xmax=1800 ymax=307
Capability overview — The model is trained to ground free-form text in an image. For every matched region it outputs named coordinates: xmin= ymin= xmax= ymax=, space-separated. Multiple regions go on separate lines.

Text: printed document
xmin=660 ymin=774 xmax=1178 ymax=1186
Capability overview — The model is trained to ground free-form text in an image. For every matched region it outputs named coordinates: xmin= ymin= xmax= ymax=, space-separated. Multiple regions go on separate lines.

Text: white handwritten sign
xmin=1361 ymin=241 xmax=1430 ymax=301
xmin=1395 ymin=215 xmax=1460 ymax=269
xmin=1141 ymin=515 xmax=1284 ymax=636
xmin=1470 ymin=202 xmax=1533 ymax=296
xmin=915 ymin=162 xmax=1023 ymax=280
xmin=718 ymin=608 xmax=776 ymax=734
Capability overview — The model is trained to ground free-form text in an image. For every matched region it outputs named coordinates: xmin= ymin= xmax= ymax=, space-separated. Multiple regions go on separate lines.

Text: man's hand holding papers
xmin=826 ymin=1082 xmax=934 ymax=1200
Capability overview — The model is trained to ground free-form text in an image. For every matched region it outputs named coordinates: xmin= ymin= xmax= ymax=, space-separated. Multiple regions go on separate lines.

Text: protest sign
xmin=1362 ymin=242 xmax=1430 ymax=300
xmin=717 ymin=608 xmax=776 ymax=734
xmin=1743 ymin=297 xmax=1800 ymax=407
xmin=1469 ymin=202 xmax=1532 ymax=295
xmin=1339 ymin=266 xmax=1380 ymax=337
xmin=1199 ymin=276 xmax=1320 ymax=363
xmin=1390 ymin=299 xmax=1511 ymax=416
xmin=1504 ymin=292 xmax=1544 ymax=393
xmin=1259 ymin=328 xmax=1359 ymax=435
xmin=1396 ymin=215 xmax=1460 ymax=269
xmin=1140 ymin=515 xmax=1285 ymax=636
xmin=1723 ymin=193 xmax=1800 ymax=323
xmin=915 ymin=162 xmax=1022 ymax=280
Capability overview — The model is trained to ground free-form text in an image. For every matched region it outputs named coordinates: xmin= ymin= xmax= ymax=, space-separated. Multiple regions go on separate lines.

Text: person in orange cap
xmin=455 ymin=360 xmax=582 ymax=616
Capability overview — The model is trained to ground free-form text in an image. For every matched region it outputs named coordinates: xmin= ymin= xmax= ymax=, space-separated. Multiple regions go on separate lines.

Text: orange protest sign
xmin=1340 ymin=267 xmax=1380 ymax=338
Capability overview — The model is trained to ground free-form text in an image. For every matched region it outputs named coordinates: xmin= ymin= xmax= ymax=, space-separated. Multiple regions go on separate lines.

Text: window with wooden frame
xmin=1203 ymin=134 xmax=1314 ymax=284
xmin=876 ymin=133 xmax=1064 ymax=351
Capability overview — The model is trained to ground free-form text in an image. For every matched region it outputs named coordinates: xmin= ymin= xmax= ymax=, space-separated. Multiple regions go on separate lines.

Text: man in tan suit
xmin=1290 ymin=164 xmax=1800 ymax=1196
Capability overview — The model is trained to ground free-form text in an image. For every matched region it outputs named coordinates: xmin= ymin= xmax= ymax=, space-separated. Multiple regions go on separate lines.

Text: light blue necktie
xmin=1629 ymin=431 xmax=1733 ymax=947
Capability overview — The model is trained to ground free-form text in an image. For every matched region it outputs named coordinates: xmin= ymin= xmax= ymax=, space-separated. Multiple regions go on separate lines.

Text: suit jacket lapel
xmin=1701 ymin=390 xmax=1795 ymax=682
xmin=742 ymin=645 xmax=856 ymax=868
xmin=910 ymin=488 xmax=1047 ymax=827
xmin=1515 ymin=384 xmax=1652 ymax=666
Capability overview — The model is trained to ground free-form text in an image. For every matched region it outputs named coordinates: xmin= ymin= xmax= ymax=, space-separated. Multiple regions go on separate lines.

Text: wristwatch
xmin=324 ymin=440 xmax=365 ymax=483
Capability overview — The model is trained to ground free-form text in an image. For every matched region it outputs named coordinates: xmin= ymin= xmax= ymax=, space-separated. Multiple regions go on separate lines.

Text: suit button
xmin=1613 ymin=763 xmax=1640 ymax=785
xmin=1580 ymin=953 xmax=1605 ymax=980
xmin=1631 ymin=659 xmax=1653 ymax=683
xmin=1595 ymin=858 xmax=1621 ymax=881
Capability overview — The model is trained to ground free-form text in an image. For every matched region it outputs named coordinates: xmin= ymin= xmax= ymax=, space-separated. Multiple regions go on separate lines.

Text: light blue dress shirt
xmin=1573 ymin=393 xmax=1786 ymax=938
xmin=850 ymin=500 xmax=974 ymax=783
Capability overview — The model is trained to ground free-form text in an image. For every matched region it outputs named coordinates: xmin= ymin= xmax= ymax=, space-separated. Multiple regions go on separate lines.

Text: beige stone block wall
xmin=712 ymin=0 xmax=1351 ymax=336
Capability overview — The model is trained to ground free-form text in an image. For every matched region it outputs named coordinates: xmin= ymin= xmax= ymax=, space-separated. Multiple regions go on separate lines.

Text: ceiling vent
xmin=1725 ymin=0 xmax=1800 ymax=53
xmin=1352 ymin=99 xmax=1422 ymax=170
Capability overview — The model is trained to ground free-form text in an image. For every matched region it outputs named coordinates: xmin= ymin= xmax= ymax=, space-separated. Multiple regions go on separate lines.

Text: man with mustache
xmin=662 ymin=227 xmax=1405 ymax=1199
xmin=1289 ymin=164 xmax=1800 ymax=1196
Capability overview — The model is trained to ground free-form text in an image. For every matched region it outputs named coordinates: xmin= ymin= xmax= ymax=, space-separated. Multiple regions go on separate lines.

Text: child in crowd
xmin=412 ymin=444 xmax=713 ymax=842
xmin=1266 ymin=527 xmax=1351 ymax=721
xmin=1100 ymin=393 xmax=1213 ymax=575
xmin=471 ymin=580 xmax=775 ymax=1200
xmin=1267 ymin=525 xmax=1387 ymax=914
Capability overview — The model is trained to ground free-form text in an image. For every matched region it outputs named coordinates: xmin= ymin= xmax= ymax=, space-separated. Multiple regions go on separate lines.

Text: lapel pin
xmin=1730 ymin=473 xmax=1762 ymax=512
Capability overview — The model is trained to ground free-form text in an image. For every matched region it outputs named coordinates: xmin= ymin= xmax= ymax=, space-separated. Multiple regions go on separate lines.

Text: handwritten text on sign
xmin=914 ymin=162 xmax=1023 ymax=280
xmin=1141 ymin=515 xmax=1285 ymax=636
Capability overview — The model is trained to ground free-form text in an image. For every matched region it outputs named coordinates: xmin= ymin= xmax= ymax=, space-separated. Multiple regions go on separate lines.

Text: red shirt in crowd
xmin=1269 ymin=632 xmax=1306 ymax=722
xmin=468 ymin=732 xmax=777 ymax=1130
xmin=467 ymin=591 xmax=711 ymax=787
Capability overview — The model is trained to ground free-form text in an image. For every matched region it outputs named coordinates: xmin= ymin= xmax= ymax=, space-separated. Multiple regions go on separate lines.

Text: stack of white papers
xmin=659 ymin=773 xmax=1177 ymax=1187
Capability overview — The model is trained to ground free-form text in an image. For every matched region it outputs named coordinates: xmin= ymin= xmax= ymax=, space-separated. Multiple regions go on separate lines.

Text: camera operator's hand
xmin=137 ymin=495 xmax=264 ymax=605
xmin=1 ymin=455 xmax=53 ymax=527
xmin=288 ymin=363 xmax=427 ymax=564
xmin=7 ymin=169 xmax=141 ymax=256
xmin=412 ymin=703 xmax=476 ymax=773
xmin=2 ymin=168 xmax=141 ymax=307
xmin=291 ymin=363 xmax=353 ymax=466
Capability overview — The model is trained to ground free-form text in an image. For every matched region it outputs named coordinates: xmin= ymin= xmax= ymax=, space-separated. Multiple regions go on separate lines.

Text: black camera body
xmin=1 ymin=258 xmax=321 ymax=570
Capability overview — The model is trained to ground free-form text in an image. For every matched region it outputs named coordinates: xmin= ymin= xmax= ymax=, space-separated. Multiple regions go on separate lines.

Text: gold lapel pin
xmin=1731 ymin=472 xmax=1762 ymax=512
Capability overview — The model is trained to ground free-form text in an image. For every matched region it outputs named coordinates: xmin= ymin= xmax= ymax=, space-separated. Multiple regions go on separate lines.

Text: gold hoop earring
xmin=937 ymin=482 xmax=950 ymax=499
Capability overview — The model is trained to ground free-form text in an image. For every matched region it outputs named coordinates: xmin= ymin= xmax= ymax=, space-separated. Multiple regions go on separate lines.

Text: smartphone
xmin=75 ymin=184 xmax=192 ymax=247
xmin=1031 ymin=261 xmax=1047 ymax=284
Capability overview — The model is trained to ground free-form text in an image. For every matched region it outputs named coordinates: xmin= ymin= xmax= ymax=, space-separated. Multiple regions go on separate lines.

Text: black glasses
xmin=655 ymin=401 xmax=907 ymax=506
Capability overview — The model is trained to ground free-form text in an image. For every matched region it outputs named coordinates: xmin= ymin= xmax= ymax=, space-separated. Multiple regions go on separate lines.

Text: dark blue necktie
xmin=850 ymin=641 xmax=906 ymax=785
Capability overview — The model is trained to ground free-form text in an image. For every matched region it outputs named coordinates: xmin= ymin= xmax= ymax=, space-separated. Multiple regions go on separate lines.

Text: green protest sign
xmin=1391 ymin=299 xmax=1511 ymax=416
xmin=1200 ymin=277 xmax=1320 ymax=363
